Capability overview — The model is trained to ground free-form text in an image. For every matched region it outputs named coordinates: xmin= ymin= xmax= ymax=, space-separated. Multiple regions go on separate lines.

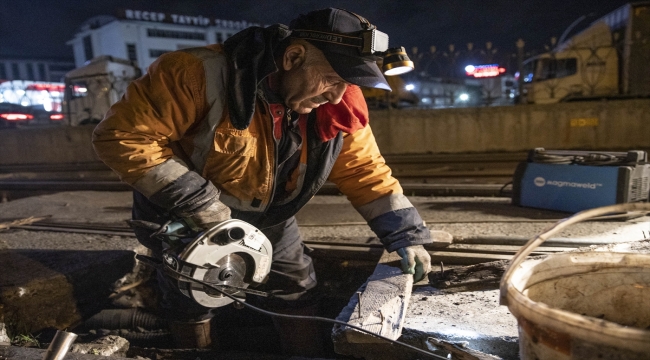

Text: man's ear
xmin=283 ymin=43 xmax=306 ymax=71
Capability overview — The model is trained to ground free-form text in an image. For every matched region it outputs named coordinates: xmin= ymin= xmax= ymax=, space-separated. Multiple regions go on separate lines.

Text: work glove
xmin=179 ymin=200 xmax=231 ymax=231
xmin=396 ymin=245 xmax=432 ymax=282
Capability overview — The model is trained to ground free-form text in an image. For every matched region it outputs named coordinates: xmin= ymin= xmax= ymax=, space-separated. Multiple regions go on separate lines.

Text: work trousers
xmin=131 ymin=191 xmax=317 ymax=321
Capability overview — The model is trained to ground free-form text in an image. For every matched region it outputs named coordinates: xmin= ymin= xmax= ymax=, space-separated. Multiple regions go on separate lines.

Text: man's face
xmin=279 ymin=44 xmax=349 ymax=114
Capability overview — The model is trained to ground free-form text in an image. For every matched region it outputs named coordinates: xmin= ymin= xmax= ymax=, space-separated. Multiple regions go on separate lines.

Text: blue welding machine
xmin=512 ymin=148 xmax=650 ymax=213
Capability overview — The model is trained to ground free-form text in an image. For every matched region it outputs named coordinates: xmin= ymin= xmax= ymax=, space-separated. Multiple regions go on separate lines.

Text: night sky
xmin=0 ymin=0 xmax=634 ymax=60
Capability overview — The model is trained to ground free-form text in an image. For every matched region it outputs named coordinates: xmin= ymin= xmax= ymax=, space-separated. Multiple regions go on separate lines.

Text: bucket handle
xmin=499 ymin=202 xmax=650 ymax=305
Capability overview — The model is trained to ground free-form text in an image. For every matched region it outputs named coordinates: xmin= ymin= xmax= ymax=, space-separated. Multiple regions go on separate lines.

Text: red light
xmin=26 ymin=83 xmax=66 ymax=92
xmin=0 ymin=113 xmax=34 ymax=121
xmin=466 ymin=64 xmax=507 ymax=78
xmin=50 ymin=113 xmax=64 ymax=120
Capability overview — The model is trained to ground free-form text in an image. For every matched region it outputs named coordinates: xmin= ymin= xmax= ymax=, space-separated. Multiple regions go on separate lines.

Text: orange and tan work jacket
xmin=92 ymin=26 xmax=430 ymax=252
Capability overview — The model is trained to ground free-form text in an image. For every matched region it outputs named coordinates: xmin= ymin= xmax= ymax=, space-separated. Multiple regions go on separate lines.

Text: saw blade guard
xmin=174 ymin=219 xmax=272 ymax=308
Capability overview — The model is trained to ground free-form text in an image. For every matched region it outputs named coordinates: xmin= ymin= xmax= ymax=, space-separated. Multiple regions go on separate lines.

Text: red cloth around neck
xmin=315 ymin=85 xmax=369 ymax=141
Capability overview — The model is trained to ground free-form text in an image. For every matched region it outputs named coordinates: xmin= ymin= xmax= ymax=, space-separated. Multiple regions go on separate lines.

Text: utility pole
xmin=516 ymin=38 xmax=525 ymax=104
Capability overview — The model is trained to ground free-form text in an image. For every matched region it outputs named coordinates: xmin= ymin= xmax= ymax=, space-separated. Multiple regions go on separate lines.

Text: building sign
xmin=118 ymin=9 xmax=261 ymax=29
xmin=465 ymin=64 xmax=506 ymax=78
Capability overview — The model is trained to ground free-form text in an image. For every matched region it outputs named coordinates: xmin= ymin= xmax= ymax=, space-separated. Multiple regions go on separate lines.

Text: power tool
xmin=132 ymin=219 xmax=273 ymax=308
xmin=512 ymin=148 xmax=650 ymax=213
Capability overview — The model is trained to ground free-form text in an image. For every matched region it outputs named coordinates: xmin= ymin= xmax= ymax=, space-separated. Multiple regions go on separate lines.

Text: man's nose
xmin=323 ymin=83 xmax=347 ymax=104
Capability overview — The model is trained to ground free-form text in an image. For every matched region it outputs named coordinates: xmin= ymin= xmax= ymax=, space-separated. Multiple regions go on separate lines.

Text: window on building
xmin=11 ymin=63 xmax=20 ymax=79
xmin=216 ymin=33 xmax=224 ymax=44
xmin=83 ymin=35 xmax=94 ymax=61
xmin=48 ymin=64 xmax=74 ymax=72
xmin=38 ymin=63 xmax=46 ymax=81
xmin=149 ymin=49 xmax=172 ymax=58
xmin=0 ymin=63 xmax=6 ymax=80
xmin=538 ymin=58 xmax=577 ymax=81
xmin=126 ymin=44 xmax=138 ymax=62
xmin=226 ymin=33 xmax=233 ymax=39
xmin=147 ymin=29 xmax=205 ymax=40
xmin=26 ymin=63 xmax=35 ymax=80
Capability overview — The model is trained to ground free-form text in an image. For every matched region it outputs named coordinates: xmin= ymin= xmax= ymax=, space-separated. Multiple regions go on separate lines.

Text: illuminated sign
xmin=119 ymin=9 xmax=261 ymax=29
xmin=465 ymin=64 xmax=506 ymax=78
xmin=25 ymin=83 xmax=65 ymax=92
xmin=0 ymin=80 xmax=64 ymax=111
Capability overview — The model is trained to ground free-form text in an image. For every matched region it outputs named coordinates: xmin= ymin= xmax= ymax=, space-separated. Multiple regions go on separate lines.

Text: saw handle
xmin=126 ymin=220 xmax=162 ymax=231
xmin=127 ymin=219 xmax=195 ymax=244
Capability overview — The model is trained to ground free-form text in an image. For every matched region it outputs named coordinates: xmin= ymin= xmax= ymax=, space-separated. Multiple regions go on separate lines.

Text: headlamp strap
xmin=346 ymin=11 xmax=376 ymax=31
xmin=291 ymin=29 xmax=364 ymax=48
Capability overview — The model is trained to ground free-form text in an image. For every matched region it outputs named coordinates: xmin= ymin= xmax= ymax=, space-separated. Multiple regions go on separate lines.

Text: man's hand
xmin=396 ymin=245 xmax=431 ymax=282
xmin=182 ymin=200 xmax=231 ymax=231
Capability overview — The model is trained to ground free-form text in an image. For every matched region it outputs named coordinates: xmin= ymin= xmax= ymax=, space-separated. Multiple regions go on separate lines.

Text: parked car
xmin=0 ymin=103 xmax=64 ymax=128
xmin=26 ymin=104 xmax=65 ymax=125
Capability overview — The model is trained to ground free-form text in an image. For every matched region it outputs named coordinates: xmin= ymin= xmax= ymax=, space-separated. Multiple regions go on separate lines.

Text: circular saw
xmin=158 ymin=219 xmax=273 ymax=308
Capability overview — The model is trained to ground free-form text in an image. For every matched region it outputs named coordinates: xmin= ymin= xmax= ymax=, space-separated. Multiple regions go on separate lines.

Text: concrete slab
xmin=405 ymin=288 xmax=519 ymax=359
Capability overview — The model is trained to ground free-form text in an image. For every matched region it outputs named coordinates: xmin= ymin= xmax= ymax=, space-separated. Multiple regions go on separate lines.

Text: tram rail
xmin=0 ymin=153 xmax=520 ymax=198
xmin=6 ymin=220 xmax=582 ymax=265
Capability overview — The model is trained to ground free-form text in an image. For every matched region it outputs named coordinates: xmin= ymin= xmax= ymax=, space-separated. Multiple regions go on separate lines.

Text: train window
xmin=538 ymin=58 xmax=577 ymax=80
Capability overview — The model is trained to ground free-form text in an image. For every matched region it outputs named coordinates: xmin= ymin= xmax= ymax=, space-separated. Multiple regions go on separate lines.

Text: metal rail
xmin=0 ymin=153 xmax=526 ymax=172
xmin=13 ymin=219 xmax=644 ymax=264
xmin=0 ymin=180 xmax=512 ymax=197
xmin=8 ymin=221 xmax=584 ymax=264
xmin=0 ymin=154 xmax=520 ymax=197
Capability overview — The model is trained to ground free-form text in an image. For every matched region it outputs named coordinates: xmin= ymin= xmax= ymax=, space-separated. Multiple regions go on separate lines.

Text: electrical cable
xmin=532 ymin=150 xmax=646 ymax=167
xmin=163 ymin=263 xmax=448 ymax=360
xmin=498 ymin=181 xmax=513 ymax=196
xmin=531 ymin=152 xmax=573 ymax=164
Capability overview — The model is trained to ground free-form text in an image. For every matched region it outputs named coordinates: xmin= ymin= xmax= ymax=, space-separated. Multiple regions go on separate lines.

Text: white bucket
xmin=500 ymin=202 xmax=650 ymax=360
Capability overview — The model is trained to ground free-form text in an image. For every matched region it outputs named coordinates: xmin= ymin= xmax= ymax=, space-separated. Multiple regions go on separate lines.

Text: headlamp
xmin=382 ymin=47 xmax=415 ymax=76
xmin=291 ymin=28 xmax=414 ymax=76
xmin=360 ymin=29 xmax=389 ymax=55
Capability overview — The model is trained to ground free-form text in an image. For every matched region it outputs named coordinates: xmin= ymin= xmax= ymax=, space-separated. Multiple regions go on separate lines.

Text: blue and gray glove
xmin=397 ymin=245 xmax=432 ymax=282
xmin=178 ymin=200 xmax=231 ymax=231
xmin=148 ymin=171 xmax=231 ymax=231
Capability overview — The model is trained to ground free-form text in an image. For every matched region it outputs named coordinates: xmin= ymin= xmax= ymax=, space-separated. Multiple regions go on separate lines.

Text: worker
xmin=93 ymin=7 xmax=445 ymax=356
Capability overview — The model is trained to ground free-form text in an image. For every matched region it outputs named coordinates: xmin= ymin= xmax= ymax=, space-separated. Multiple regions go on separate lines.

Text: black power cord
xmin=161 ymin=262 xmax=448 ymax=359
xmin=532 ymin=150 xmax=646 ymax=167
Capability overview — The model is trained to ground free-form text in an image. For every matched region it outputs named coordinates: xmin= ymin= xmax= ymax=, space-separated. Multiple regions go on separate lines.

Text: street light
xmin=516 ymin=38 xmax=525 ymax=104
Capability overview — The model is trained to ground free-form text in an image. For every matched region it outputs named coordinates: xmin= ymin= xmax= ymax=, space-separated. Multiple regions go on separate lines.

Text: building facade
xmin=66 ymin=9 xmax=262 ymax=71
xmin=0 ymin=57 xmax=74 ymax=83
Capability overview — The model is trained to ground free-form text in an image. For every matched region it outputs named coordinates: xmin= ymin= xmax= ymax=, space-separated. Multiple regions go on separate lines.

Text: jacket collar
xmin=223 ymin=24 xmax=291 ymax=130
